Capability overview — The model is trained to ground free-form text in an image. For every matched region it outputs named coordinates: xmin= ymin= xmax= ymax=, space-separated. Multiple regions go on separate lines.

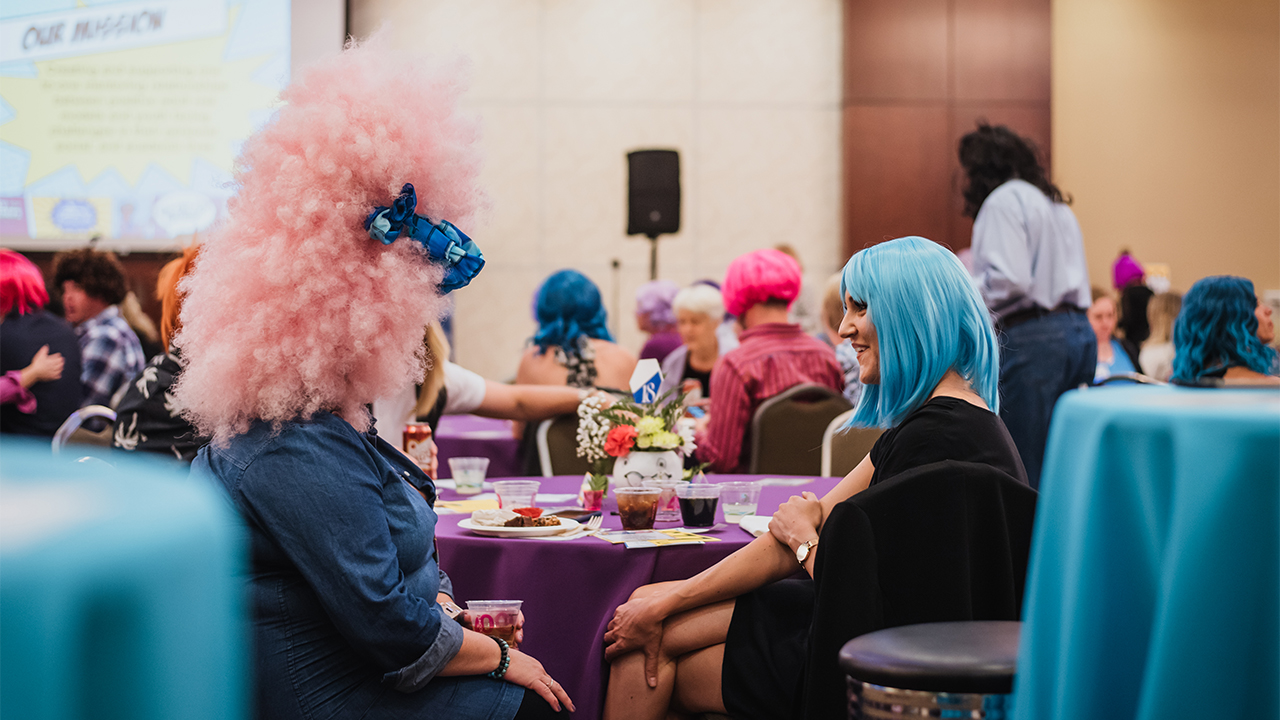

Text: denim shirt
xmin=193 ymin=411 xmax=463 ymax=694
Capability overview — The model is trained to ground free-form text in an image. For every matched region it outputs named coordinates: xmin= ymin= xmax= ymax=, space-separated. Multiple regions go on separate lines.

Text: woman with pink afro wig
xmin=181 ymin=34 xmax=572 ymax=720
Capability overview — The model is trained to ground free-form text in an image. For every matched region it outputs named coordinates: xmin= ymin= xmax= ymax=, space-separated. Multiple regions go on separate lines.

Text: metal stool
xmin=838 ymin=621 xmax=1020 ymax=719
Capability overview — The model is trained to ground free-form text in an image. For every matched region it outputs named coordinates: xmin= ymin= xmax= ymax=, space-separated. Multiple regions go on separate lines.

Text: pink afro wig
xmin=721 ymin=248 xmax=802 ymax=317
xmin=173 ymin=33 xmax=484 ymax=444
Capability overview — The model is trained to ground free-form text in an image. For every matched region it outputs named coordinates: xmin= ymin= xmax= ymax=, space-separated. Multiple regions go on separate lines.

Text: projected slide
xmin=0 ymin=0 xmax=288 ymax=249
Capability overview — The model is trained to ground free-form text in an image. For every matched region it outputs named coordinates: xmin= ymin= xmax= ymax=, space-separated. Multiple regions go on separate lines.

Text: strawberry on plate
xmin=512 ymin=507 xmax=543 ymax=518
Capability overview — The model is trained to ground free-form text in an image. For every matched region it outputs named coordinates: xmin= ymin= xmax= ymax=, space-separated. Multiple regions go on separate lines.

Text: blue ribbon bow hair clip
xmin=363 ymin=183 xmax=485 ymax=293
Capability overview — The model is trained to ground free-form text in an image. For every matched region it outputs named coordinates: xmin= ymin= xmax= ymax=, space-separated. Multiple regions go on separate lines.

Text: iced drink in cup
xmin=466 ymin=600 xmax=522 ymax=647
xmin=615 ymin=487 xmax=661 ymax=530
xmin=676 ymin=483 xmax=720 ymax=527
xmin=448 ymin=456 xmax=489 ymax=495
xmin=493 ymin=480 xmax=540 ymax=510
xmin=719 ymin=481 xmax=762 ymax=524
xmin=643 ymin=478 xmax=682 ymax=522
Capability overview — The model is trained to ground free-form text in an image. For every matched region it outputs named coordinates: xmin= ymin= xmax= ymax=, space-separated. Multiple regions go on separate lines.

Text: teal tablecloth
xmin=0 ymin=439 xmax=246 ymax=720
xmin=1014 ymin=387 xmax=1280 ymax=720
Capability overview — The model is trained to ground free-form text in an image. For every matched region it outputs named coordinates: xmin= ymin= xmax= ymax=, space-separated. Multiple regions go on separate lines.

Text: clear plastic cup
xmin=643 ymin=478 xmax=682 ymax=523
xmin=466 ymin=600 xmax=522 ymax=646
xmin=448 ymin=457 xmax=490 ymax=495
xmin=675 ymin=483 xmax=720 ymax=527
xmin=615 ymin=486 xmax=661 ymax=530
xmin=718 ymin=481 xmax=762 ymax=524
xmin=492 ymin=480 xmax=540 ymax=510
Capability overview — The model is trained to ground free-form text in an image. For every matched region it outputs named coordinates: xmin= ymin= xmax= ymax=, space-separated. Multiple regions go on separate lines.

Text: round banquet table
xmin=434 ymin=414 xmax=522 ymax=479
xmin=1014 ymin=386 xmax=1280 ymax=720
xmin=434 ymin=473 xmax=840 ymax=720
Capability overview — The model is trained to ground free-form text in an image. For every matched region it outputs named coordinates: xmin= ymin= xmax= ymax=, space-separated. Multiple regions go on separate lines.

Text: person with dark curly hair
xmin=959 ymin=122 xmax=1094 ymax=489
xmin=53 ymin=247 xmax=145 ymax=408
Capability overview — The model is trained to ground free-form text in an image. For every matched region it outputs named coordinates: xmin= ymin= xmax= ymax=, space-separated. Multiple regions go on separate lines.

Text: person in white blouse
xmin=960 ymin=122 xmax=1096 ymax=489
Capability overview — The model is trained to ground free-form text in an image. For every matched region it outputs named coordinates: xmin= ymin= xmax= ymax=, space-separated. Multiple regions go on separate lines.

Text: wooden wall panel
xmin=844 ymin=0 xmax=949 ymax=101
xmin=842 ymin=0 xmax=1051 ymax=257
xmin=953 ymin=0 xmax=1051 ymax=101
xmin=844 ymin=106 xmax=952 ymax=249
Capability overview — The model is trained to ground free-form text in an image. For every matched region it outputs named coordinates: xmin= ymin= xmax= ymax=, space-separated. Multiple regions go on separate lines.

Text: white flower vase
xmin=612 ymin=450 xmax=682 ymax=489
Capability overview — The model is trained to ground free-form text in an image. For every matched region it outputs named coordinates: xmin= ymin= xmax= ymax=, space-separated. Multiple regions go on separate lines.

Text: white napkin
xmin=738 ymin=515 xmax=771 ymax=538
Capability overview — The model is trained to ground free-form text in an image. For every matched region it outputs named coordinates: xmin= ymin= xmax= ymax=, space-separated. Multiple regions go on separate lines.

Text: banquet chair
xmin=798 ymin=459 xmax=1037 ymax=718
xmin=820 ymin=409 xmax=883 ymax=477
xmin=749 ymin=383 xmax=852 ymax=475
xmin=51 ymin=405 xmax=117 ymax=457
xmin=535 ymin=413 xmax=592 ymax=477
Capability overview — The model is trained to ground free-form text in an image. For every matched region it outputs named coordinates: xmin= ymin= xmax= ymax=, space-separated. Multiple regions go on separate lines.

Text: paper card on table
xmin=594 ymin=529 xmax=721 ymax=548
xmin=435 ymin=499 xmax=499 ymax=515
xmin=629 ymin=359 xmax=662 ymax=403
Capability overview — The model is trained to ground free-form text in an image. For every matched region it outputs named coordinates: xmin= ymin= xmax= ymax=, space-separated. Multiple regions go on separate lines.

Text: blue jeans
xmin=998 ymin=312 xmax=1096 ymax=489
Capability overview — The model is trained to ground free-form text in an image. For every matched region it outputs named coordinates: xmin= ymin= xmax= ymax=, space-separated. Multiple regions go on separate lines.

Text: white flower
xmin=113 ymin=414 xmax=144 ymax=451
xmin=676 ymin=417 xmax=697 ymax=456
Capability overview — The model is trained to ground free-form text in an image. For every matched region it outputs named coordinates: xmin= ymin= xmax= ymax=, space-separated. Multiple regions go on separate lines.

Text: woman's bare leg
xmin=671 ymin=644 xmax=727 ymax=715
xmin=604 ymin=583 xmax=735 ymax=720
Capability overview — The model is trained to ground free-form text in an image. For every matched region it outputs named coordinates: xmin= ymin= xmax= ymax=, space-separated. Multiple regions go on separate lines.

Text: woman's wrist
xmin=487 ymin=637 xmax=510 ymax=679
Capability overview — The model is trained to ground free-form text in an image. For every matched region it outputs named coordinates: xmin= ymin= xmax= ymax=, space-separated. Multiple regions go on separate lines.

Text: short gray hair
xmin=672 ymin=284 xmax=724 ymax=320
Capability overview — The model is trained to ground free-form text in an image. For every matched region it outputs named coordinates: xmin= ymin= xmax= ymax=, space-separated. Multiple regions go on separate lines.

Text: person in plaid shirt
xmin=53 ymin=248 xmax=145 ymax=408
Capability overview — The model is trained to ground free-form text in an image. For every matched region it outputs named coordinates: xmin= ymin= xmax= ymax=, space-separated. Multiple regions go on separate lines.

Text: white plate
xmin=458 ymin=517 xmax=580 ymax=538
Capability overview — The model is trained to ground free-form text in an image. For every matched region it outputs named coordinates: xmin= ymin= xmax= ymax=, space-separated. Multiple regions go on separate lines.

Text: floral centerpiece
xmin=576 ymin=390 xmax=697 ymax=507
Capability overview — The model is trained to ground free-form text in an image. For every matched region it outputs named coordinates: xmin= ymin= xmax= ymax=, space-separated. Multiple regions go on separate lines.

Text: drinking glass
xmin=493 ymin=480 xmax=540 ymax=510
xmin=448 ymin=457 xmax=489 ymax=495
xmin=718 ymin=481 xmax=762 ymax=524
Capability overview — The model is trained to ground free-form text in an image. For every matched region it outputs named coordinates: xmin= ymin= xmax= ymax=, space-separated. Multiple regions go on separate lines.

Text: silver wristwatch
xmin=795 ymin=538 xmax=819 ymax=567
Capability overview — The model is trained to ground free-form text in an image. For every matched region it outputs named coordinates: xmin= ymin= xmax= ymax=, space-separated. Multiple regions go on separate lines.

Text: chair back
xmin=535 ymin=413 xmax=592 ymax=477
xmin=800 ymin=460 xmax=1038 ymax=718
xmin=52 ymin=405 xmax=117 ymax=455
xmin=748 ymin=383 xmax=852 ymax=475
xmin=819 ymin=409 xmax=883 ymax=477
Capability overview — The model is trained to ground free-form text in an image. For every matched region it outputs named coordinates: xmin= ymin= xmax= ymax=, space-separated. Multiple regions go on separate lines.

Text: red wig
xmin=0 ymin=249 xmax=49 ymax=316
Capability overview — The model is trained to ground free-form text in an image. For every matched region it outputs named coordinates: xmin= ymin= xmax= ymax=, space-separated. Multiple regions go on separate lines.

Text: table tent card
xmin=630 ymin=359 xmax=663 ymax=403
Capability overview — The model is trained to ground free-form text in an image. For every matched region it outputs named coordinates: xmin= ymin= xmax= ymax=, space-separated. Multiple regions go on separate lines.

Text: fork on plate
xmin=560 ymin=514 xmax=602 ymax=539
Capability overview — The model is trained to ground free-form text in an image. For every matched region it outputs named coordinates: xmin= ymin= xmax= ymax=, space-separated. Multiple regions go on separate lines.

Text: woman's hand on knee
xmin=505 ymin=649 xmax=575 ymax=713
xmin=603 ymin=595 xmax=666 ymax=687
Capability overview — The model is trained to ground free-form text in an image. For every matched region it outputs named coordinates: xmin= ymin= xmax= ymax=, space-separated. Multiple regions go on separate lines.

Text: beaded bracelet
xmin=487 ymin=637 xmax=511 ymax=680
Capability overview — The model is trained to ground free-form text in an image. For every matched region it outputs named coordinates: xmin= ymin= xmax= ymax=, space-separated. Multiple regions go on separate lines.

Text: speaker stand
xmin=646 ymin=233 xmax=661 ymax=280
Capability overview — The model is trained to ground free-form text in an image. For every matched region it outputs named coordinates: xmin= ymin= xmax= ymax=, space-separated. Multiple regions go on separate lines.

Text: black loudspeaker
xmin=627 ymin=150 xmax=680 ymax=237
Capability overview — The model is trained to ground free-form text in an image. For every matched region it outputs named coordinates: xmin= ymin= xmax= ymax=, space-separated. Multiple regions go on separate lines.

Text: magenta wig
xmin=721 ymin=248 xmax=802 ymax=317
xmin=173 ymin=34 xmax=484 ymax=444
xmin=0 ymin=249 xmax=49 ymax=316
xmin=1112 ymin=253 xmax=1144 ymax=289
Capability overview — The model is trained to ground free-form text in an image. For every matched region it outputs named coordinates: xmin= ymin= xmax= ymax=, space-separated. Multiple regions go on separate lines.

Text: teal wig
xmin=1171 ymin=276 xmax=1278 ymax=383
xmin=533 ymin=269 xmax=613 ymax=355
xmin=840 ymin=236 xmax=1000 ymax=428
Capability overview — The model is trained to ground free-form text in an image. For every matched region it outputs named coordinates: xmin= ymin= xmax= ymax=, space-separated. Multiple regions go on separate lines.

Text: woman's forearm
xmin=477 ymin=381 xmax=582 ymax=421
xmin=438 ymin=630 xmax=503 ymax=676
xmin=652 ymin=532 xmax=798 ymax=619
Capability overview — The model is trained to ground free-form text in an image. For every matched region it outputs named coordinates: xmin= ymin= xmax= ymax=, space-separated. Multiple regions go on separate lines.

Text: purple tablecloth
xmin=435 ymin=414 xmax=522 ymax=479
xmin=435 ymin=474 xmax=841 ymax=720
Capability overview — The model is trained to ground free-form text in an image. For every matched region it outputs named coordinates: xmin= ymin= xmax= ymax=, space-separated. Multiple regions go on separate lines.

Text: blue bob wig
xmin=532 ymin=269 xmax=614 ymax=355
xmin=1171 ymin=275 xmax=1277 ymax=383
xmin=841 ymin=236 xmax=1000 ymax=428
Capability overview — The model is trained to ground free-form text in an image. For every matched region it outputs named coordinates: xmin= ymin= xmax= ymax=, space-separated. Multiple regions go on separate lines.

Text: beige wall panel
xmin=698 ymin=0 xmax=842 ymax=105
xmin=1054 ymin=0 xmax=1279 ymax=296
xmin=350 ymin=0 xmax=542 ymax=102
xmin=542 ymin=0 xmax=695 ymax=102
xmin=696 ymin=108 xmax=842 ymax=289
xmin=467 ymin=106 xmax=541 ymax=264
xmin=350 ymin=0 xmax=842 ymax=379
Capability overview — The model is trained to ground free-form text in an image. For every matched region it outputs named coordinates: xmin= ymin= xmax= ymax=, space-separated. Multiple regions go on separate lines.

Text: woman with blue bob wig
xmin=1171 ymin=275 xmax=1278 ymax=385
xmin=517 ymin=269 xmax=638 ymax=392
xmin=602 ymin=236 xmax=1028 ymax=720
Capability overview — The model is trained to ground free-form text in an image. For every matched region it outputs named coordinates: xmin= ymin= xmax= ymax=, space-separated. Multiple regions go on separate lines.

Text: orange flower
xmin=604 ymin=425 xmax=639 ymax=457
